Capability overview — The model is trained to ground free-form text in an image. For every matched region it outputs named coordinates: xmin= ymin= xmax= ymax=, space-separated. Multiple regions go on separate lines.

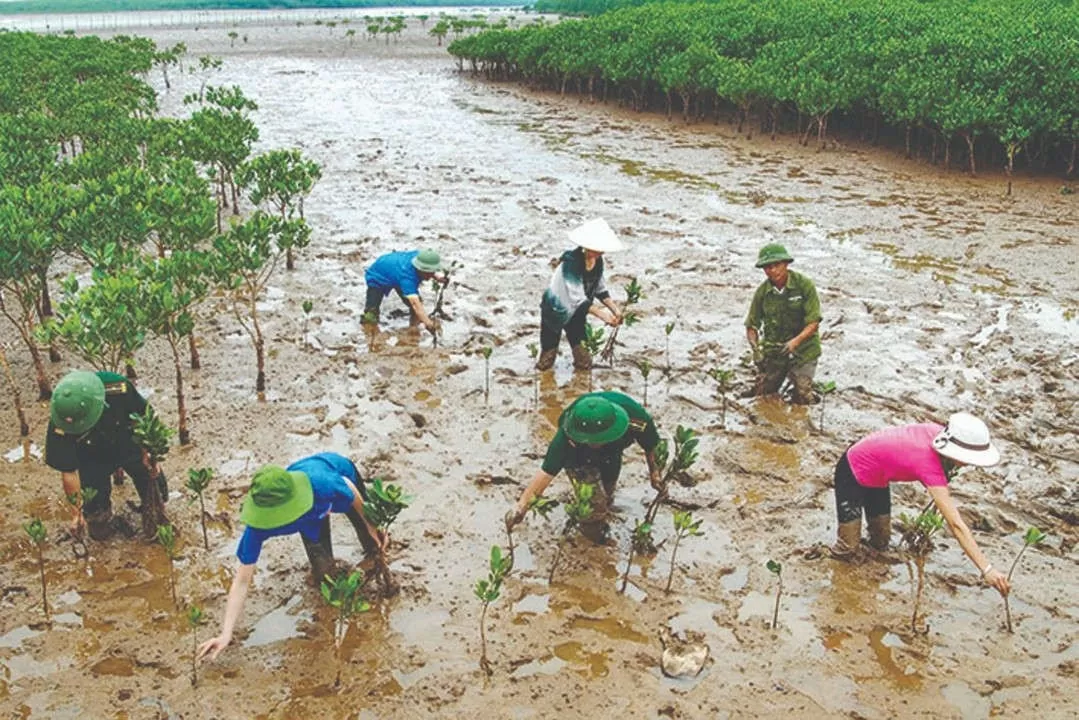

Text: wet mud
xmin=1 ymin=9 xmax=1077 ymax=720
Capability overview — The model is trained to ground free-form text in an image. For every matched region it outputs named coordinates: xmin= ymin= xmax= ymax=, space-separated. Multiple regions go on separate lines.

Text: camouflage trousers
xmin=754 ymin=355 xmax=818 ymax=404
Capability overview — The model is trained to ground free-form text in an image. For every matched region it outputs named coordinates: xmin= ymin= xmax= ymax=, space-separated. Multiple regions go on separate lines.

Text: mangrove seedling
xmin=24 ymin=517 xmax=49 ymax=620
xmin=430 ymin=260 xmax=459 ymax=321
xmin=65 ymin=487 xmax=98 ymax=558
xmin=813 ymin=380 xmax=837 ymax=432
xmin=665 ymin=510 xmax=704 ymax=594
xmin=767 ymin=560 xmax=783 ymax=630
xmin=637 ymin=358 xmax=653 ymax=407
xmin=707 ymin=367 xmax=735 ymax=427
xmin=664 ymin=321 xmax=676 ymax=373
xmin=474 ymin=544 xmax=512 ymax=675
xmin=156 ymin=523 xmax=180 ymax=608
xmin=599 ymin=277 xmax=643 ymax=366
xmin=1004 ymin=526 xmax=1047 ymax=633
xmin=131 ymin=406 xmax=174 ymax=537
xmin=320 ymin=570 xmax=371 ymax=688
xmin=896 ymin=508 xmax=945 ymax=634
xmin=185 ymin=468 xmax=214 ymax=551
xmin=619 ymin=518 xmax=655 ymax=594
xmin=301 ymin=299 xmax=313 ymax=346
xmin=480 ymin=346 xmax=493 ymax=404
xmin=187 ymin=605 xmax=204 ymax=687
xmin=548 ymin=479 xmax=594 ymax=584
xmin=362 ymin=478 xmax=411 ymax=595
xmin=527 ymin=343 xmax=539 ymax=407
xmin=583 ymin=323 xmax=605 ymax=390
xmin=645 ymin=426 xmax=701 ymax=524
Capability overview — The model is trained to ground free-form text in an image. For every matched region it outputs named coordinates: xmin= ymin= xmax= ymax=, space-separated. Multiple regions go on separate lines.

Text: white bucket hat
xmin=568 ymin=218 xmax=624 ymax=253
xmin=932 ymin=412 xmax=1000 ymax=467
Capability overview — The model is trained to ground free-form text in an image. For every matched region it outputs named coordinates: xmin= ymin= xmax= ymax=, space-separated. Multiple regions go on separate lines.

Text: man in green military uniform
xmin=744 ymin=243 xmax=822 ymax=404
xmin=505 ymin=392 xmax=662 ymax=542
xmin=45 ymin=370 xmax=168 ymax=540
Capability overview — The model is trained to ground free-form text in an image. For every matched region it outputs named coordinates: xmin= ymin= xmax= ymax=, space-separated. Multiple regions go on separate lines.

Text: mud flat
xmin=1 ymin=11 xmax=1076 ymax=720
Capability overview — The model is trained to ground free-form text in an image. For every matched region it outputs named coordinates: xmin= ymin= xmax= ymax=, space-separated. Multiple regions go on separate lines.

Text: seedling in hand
xmin=480 ymin=346 xmax=493 ymax=404
xmin=767 ymin=560 xmax=783 ymax=629
xmin=65 ymin=487 xmax=98 ymax=558
xmin=813 ymin=380 xmax=837 ymax=432
xmin=637 ymin=358 xmax=653 ymax=407
xmin=665 ymin=510 xmax=704 ymax=594
xmin=707 ymin=367 xmax=735 ymax=427
xmin=188 ymin=605 xmax=204 ymax=687
xmin=549 ymin=479 xmax=593 ymax=584
xmin=24 ymin=518 xmax=49 ymax=620
xmin=474 ymin=545 xmax=512 ymax=675
xmin=156 ymin=523 xmax=180 ymax=608
xmin=600 ymin=277 xmax=643 ymax=366
xmin=896 ymin=508 xmax=944 ymax=634
xmin=131 ymin=406 xmax=174 ymax=537
xmin=1004 ymin=527 xmax=1046 ymax=633
xmin=320 ymin=570 xmax=370 ymax=687
xmin=185 ymin=468 xmax=214 ymax=551
xmin=362 ymin=478 xmax=411 ymax=595
xmin=619 ymin=518 xmax=654 ymax=594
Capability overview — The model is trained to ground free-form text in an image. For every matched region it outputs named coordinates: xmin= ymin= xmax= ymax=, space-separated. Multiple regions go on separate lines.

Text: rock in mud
xmin=659 ymin=628 xmax=710 ymax=678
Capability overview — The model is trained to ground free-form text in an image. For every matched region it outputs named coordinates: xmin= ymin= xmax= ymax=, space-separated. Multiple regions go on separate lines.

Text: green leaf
xmin=766 ymin=559 xmax=782 ymax=575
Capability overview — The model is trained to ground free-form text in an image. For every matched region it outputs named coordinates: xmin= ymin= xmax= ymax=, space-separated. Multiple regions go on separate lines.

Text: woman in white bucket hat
xmin=831 ymin=412 xmax=1010 ymax=596
xmin=536 ymin=218 xmax=626 ymax=371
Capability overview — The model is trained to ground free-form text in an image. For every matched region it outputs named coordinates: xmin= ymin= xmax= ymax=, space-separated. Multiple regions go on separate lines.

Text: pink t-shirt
xmin=847 ymin=424 xmax=948 ymax=489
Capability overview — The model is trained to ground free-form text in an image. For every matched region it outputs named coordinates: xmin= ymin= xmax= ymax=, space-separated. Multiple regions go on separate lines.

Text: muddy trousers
xmin=833 ymin=451 xmax=892 ymax=553
xmin=754 ymin=355 xmax=817 ymax=404
xmin=565 ymin=459 xmax=621 ymax=544
xmin=78 ymin=455 xmax=168 ymax=540
xmin=363 ymin=286 xmax=417 ymax=324
xmin=301 ymin=506 xmax=381 ymax=583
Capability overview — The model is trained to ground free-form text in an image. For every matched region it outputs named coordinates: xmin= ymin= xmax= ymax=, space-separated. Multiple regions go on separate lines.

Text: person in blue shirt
xmin=362 ymin=248 xmax=444 ymax=333
xmin=197 ymin=453 xmax=385 ymax=662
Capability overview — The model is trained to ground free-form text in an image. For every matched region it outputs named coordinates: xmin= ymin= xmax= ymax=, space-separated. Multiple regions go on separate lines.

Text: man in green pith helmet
xmin=45 ymin=370 xmax=168 ymax=540
xmin=744 ymin=243 xmax=822 ymax=404
xmin=361 ymin=248 xmax=446 ymax=334
xmin=505 ymin=392 xmax=662 ymax=543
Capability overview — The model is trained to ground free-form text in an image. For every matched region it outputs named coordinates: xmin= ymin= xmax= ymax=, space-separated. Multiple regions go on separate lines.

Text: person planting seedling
xmin=548 ymin=479 xmax=594 ymax=583
xmin=197 ymin=453 xmax=385 ymax=663
xmin=157 ymin=523 xmax=180 ymax=608
xmin=505 ymin=392 xmax=663 ymax=546
xmin=185 ymin=468 xmax=214 ymax=551
xmin=474 ymin=545 xmax=512 ymax=675
xmin=1004 ymin=527 xmax=1047 ymax=633
xmin=813 ymin=379 xmax=837 ymax=431
xmin=829 ymin=413 xmax=1011 ymax=602
xmin=767 ymin=560 xmax=783 ymax=630
xmin=707 ymin=367 xmax=735 ymax=427
xmin=45 ymin=370 xmax=169 ymax=541
xmin=896 ymin=508 xmax=944 ymax=634
xmin=321 ymin=570 xmax=370 ymax=688
xmin=132 ymin=406 xmax=175 ymax=538
xmin=665 ymin=510 xmax=704 ymax=594
xmin=361 ymin=248 xmax=446 ymax=335
xmin=535 ymin=218 xmax=625 ymax=372
xmin=599 ymin=276 xmax=643 ymax=366
xmin=24 ymin=517 xmax=49 ymax=620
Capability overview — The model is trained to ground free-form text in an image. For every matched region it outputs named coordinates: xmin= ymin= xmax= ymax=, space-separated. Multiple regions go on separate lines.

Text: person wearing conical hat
xmin=45 ymin=370 xmax=168 ymax=540
xmin=361 ymin=248 xmax=445 ymax=334
xmin=536 ymin=218 xmax=626 ymax=372
xmin=744 ymin=243 xmax=822 ymax=404
xmin=505 ymin=392 xmax=662 ymax=543
xmin=831 ymin=412 xmax=1011 ymax=597
xmin=197 ymin=453 xmax=386 ymax=662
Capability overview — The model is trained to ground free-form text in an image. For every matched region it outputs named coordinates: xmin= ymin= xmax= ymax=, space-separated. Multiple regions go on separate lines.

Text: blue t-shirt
xmin=236 ymin=453 xmax=359 ymax=565
xmin=365 ymin=250 xmax=421 ymax=296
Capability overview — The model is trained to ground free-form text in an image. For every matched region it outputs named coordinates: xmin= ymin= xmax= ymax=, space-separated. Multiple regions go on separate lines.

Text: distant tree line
xmin=0 ymin=0 xmax=509 ymax=16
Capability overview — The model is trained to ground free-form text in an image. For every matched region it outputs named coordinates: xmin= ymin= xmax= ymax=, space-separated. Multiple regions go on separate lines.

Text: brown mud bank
xmin=1 ymin=12 xmax=1076 ymax=720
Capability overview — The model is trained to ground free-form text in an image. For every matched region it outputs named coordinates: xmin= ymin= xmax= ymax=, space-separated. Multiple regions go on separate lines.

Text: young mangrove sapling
xmin=707 ymin=367 xmax=735 ymax=428
xmin=362 ymin=478 xmax=411 ymax=596
xmin=156 ymin=523 xmax=180 ymax=608
xmin=474 ymin=544 xmax=512 ymax=675
xmin=187 ymin=605 xmax=204 ymax=687
xmin=320 ymin=570 xmax=371 ymax=687
xmin=24 ymin=517 xmax=49 ymax=620
xmin=664 ymin=321 xmax=676 ymax=374
xmin=1004 ymin=526 xmax=1047 ymax=633
xmin=301 ymin=299 xmax=313 ymax=347
xmin=548 ymin=479 xmax=593 ymax=584
xmin=185 ymin=468 xmax=214 ymax=551
xmin=599 ymin=277 xmax=642 ymax=366
xmin=896 ymin=508 xmax=944 ymax=634
xmin=637 ymin=358 xmax=653 ymax=408
xmin=645 ymin=426 xmax=700 ymax=525
xmin=665 ymin=510 xmax=704 ymax=594
xmin=527 ymin=343 xmax=538 ymax=406
xmin=582 ymin=323 xmax=605 ymax=391
xmin=131 ymin=406 xmax=174 ymax=537
xmin=619 ymin=518 xmax=655 ymax=594
xmin=480 ymin=346 xmax=493 ymax=404
xmin=813 ymin=380 xmax=837 ymax=432
xmin=767 ymin=559 xmax=783 ymax=630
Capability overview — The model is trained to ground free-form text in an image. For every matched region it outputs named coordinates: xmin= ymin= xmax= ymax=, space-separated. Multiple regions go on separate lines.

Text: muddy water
xmin=2 ymin=10 xmax=1077 ymax=720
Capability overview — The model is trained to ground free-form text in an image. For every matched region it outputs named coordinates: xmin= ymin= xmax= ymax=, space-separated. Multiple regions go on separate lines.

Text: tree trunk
xmin=817 ymin=114 xmax=828 ymax=151
xmin=169 ymin=335 xmax=190 ymax=445
xmin=188 ymin=331 xmax=201 ymax=370
xmin=286 ymin=247 xmax=294 ymax=271
xmin=905 ymin=124 xmax=912 ymax=159
xmin=681 ymin=92 xmax=690 ymax=123
xmin=665 ymin=534 xmax=682 ymax=593
xmin=665 ymin=91 xmax=672 ymax=120
xmin=0 ymin=346 xmax=30 ymax=436
xmin=1006 ymin=144 xmax=1016 ymax=196
xmin=964 ymin=132 xmax=977 ymax=175
xmin=1067 ymin=139 xmax=1077 ymax=177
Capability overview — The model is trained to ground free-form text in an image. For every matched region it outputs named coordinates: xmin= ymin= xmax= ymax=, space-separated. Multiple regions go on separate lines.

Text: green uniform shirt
xmin=45 ymin=371 xmax=147 ymax=473
xmin=541 ymin=391 xmax=660 ymax=477
xmin=744 ymin=269 xmax=822 ymax=363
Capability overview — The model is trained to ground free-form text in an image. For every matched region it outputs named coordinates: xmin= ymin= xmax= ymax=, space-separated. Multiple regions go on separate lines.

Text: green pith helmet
xmin=755 ymin=243 xmax=794 ymax=268
xmin=411 ymin=249 xmax=443 ymax=273
xmin=240 ymin=466 xmax=314 ymax=530
xmin=562 ymin=396 xmax=630 ymax=445
xmin=50 ymin=371 xmax=107 ymax=435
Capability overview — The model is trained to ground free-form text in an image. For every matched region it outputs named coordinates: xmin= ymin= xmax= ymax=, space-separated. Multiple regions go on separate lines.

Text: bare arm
xmin=509 ymin=469 xmax=557 ymax=522
xmin=746 ymin=327 xmax=759 ymax=349
xmin=61 ymin=471 xmax=85 ymax=533
xmin=784 ymin=320 xmax=820 ymax=353
xmin=645 ymin=450 xmax=662 ymax=489
xmin=345 ymin=480 xmax=385 ymax=551
xmin=198 ymin=562 xmax=257 ymax=662
xmin=406 ymin=295 xmax=437 ymax=332
xmin=600 ymin=296 xmax=623 ymax=320
xmin=926 ymin=485 xmax=1009 ymax=596
xmin=588 ymin=303 xmax=620 ymax=326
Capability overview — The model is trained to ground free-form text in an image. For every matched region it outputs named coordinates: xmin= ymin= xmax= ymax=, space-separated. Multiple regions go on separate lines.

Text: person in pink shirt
xmin=831 ymin=412 xmax=1010 ymax=597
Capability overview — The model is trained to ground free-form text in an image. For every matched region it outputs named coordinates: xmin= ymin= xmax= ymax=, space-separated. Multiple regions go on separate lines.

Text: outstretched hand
xmin=197 ymin=634 xmax=231 ymax=663
xmin=984 ymin=568 xmax=1010 ymax=597
xmin=504 ymin=508 xmax=523 ymax=532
